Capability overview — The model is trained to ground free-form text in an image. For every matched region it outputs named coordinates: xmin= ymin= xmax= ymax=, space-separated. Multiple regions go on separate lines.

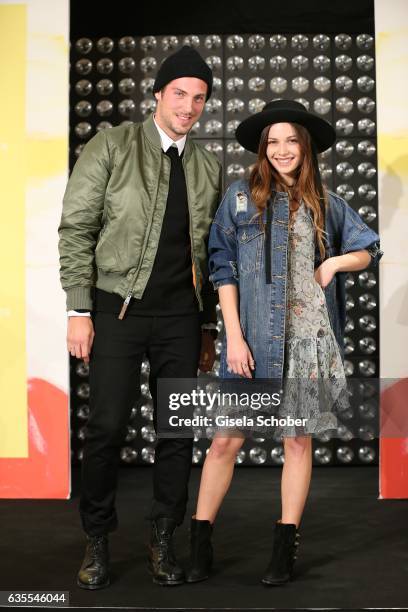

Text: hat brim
xmin=235 ymin=108 xmax=336 ymax=154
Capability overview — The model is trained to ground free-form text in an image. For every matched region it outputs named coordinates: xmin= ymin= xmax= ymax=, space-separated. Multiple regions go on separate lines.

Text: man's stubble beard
xmin=171 ymin=117 xmax=194 ymax=137
xmin=172 ymin=125 xmax=189 ymax=136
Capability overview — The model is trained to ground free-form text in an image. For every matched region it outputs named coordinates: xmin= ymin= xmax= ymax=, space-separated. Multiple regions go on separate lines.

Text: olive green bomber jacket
xmin=58 ymin=114 xmax=222 ymax=322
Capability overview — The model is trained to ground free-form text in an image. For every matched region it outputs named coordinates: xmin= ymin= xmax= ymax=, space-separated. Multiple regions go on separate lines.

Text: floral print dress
xmin=278 ymin=202 xmax=349 ymax=436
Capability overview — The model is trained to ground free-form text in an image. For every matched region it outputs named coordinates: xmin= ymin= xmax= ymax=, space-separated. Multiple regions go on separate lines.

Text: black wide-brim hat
xmin=235 ymin=99 xmax=336 ymax=154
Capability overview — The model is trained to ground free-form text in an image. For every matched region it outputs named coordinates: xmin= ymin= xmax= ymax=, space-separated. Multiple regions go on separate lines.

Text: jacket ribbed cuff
xmin=66 ymin=286 xmax=93 ymax=311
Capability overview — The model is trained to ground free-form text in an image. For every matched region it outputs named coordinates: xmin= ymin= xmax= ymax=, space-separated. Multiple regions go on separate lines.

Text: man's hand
xmin=199 ymin=330 xmax=216 ymax=372
xmin=67 ymin=317 xmax=95 ymax=363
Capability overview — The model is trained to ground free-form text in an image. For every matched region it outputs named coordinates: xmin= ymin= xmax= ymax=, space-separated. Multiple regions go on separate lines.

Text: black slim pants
xmin=79 ymin=311 xmax=201 ymax=536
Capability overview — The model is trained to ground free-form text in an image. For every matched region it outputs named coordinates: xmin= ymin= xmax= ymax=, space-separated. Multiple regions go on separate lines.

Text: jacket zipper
xmin=183 ymin=160 xmax=202 ymax=309
xmin=118 ymin=290 xmax=133 ymax=320
xmin=117 ymin=164 xmax=163 ymax=319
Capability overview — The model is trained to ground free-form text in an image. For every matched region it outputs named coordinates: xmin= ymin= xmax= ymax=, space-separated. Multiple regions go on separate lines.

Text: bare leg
xmin=195 ymin=434 xmax=245 ymax=523
xmin=281 ymin=436 xmax=312 ymax=527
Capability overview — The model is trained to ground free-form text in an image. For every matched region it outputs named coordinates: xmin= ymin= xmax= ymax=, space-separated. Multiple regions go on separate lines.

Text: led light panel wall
xmin=69 ymin=33 xmax=379 ymax=466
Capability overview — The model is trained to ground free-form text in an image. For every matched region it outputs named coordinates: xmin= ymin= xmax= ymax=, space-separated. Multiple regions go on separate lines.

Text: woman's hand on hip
xmin=314 ymin=257 xmax=338 ymax=288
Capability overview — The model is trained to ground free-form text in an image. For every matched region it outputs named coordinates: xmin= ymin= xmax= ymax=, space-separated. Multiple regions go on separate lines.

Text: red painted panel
xmin=0 ymin=378 xmax=70 ymax=499
xmin=379 ymin=378 xmax=408 ymax=499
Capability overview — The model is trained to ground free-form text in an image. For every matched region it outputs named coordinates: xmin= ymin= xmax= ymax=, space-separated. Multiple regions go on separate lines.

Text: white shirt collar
xmin=153 ymin=116 xmax=186 ymax=156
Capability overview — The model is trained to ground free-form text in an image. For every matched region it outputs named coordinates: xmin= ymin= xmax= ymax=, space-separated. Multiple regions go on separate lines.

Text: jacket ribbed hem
xmin=66 ymin=286 xmax=93 ymax=311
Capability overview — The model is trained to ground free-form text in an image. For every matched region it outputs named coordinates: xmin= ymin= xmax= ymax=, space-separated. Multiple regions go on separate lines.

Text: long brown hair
xmin=249 ymin=122 xmax=328 ymax=261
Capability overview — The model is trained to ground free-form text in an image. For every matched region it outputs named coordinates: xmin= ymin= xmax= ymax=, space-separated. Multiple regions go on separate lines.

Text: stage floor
xmin=0 ymin=466 xmax=407 ymax=610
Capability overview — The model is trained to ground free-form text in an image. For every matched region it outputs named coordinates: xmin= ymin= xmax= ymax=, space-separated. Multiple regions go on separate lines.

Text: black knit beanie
xmin=153 ymin=45 xmax=213 ymax=100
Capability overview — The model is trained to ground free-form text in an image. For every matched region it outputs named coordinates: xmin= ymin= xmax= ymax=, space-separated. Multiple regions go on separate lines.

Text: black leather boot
xmin=261 ymin=521 xmax=300 ymax=586
xmin=148 ymin=518 xmax=184 ymax=586
xmin=185 ymin=518 xmax=213 ymax=583
xmin=77 ymin=535 xmax=110 ymax=590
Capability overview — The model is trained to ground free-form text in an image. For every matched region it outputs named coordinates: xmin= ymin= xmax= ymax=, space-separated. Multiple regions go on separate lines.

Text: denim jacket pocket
xmin=237 ymin=224 xmax=264 ymax=275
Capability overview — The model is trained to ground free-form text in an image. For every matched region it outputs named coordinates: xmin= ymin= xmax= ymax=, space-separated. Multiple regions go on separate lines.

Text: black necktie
xmin=166 ymin=144 xmax=180 ymax=162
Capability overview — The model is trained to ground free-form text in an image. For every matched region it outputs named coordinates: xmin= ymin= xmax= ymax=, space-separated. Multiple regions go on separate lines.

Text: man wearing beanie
xmin=58 ymin=45 xmax=222 ymax=588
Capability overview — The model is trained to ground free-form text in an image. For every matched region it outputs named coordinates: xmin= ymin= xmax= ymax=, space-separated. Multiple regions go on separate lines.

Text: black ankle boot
xmin=261 ymin=521 xmax=300 ymax=586
xmin=148 ymin=518 xmax=184 ymax=586
xmin=185 ymin=518 xmax=213 ymax=583
xmin=77 ymin=535 xmax=110 ymax=590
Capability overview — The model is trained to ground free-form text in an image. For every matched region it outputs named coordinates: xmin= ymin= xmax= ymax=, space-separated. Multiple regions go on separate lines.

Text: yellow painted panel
xmin=0 ymin=4 xmax=28 ymax=457
xmin=27 ymin=136 xmax=67 ymax=180
xmin=378 ymin=134 xmax=408 ymax=176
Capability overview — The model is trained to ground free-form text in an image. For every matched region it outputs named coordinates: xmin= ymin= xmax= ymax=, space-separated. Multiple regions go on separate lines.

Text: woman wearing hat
xmin=185 ymin=100 xmax=382 ymax=585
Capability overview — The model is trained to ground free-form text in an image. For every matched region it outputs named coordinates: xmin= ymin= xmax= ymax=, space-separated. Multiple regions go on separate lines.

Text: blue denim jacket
xmin=208 ymin=179 xmax=383 ymax=383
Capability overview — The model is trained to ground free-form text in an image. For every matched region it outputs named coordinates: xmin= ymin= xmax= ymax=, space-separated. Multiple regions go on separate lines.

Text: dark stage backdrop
xmin=68 ymin=0 xmax=379 ymax=467
xmin=70 ymin=0 xmax=374 ymax=37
